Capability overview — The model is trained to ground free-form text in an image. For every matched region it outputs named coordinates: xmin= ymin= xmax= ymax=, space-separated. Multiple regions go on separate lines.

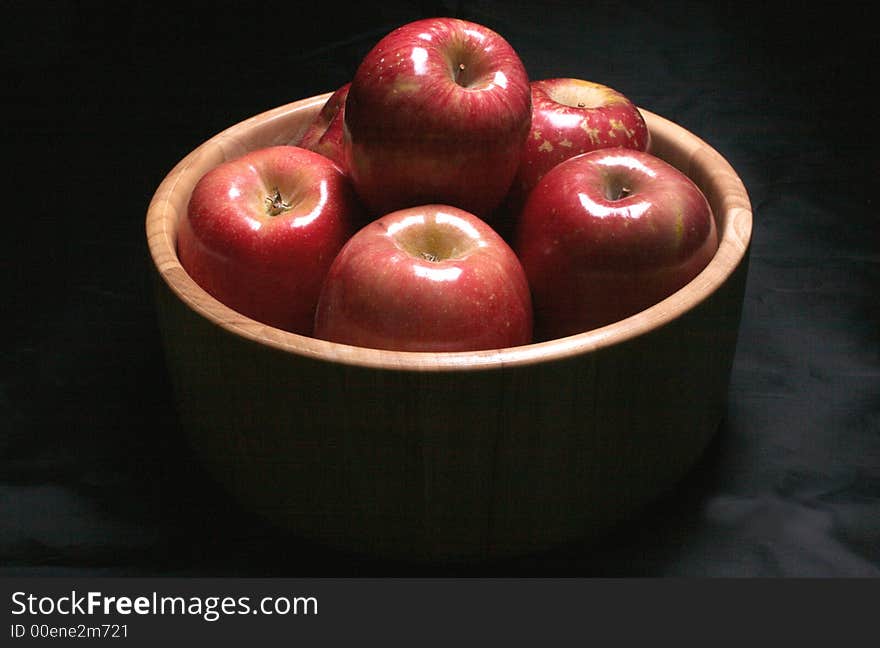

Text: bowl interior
xmin=146 ymin=94 xmax=752 ymax=371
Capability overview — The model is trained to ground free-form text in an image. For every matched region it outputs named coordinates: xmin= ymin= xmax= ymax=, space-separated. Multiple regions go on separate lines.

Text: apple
xmin=342 ymin=17 xmax=532 ymax=220
xmin=177 ymin=145 xmax=363 ymax=336
xmin=508 ymin=78 xmax=650 ymax=211
xmin=296 ymin=82 xmax=350 ymax=170
xmin=515 ymin=149 xmax=718 ymax=340
xmin=314 ymin=204 xmax=533 ymax=352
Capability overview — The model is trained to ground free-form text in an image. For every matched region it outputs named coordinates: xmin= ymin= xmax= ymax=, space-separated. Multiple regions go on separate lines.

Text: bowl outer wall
xmin=145 ymin=94 xmax=752 ymax=561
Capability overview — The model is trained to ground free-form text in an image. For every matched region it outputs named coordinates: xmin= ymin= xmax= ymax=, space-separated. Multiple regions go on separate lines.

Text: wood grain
xmin=146 ymin=95 xmax=753 ymax=561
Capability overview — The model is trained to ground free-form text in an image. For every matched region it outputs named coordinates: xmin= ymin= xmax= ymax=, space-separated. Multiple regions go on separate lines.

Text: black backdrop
xmin=4 ymin=0 xmax=877 ymax=576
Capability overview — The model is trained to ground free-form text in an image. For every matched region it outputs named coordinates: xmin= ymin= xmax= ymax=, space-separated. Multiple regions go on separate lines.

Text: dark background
xmin=3 ymin=0 xmax=877 ymax=576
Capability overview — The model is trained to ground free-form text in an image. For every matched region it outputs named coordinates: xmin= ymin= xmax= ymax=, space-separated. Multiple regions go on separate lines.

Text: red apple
xmin=177 ymin=145 xmax=363 ymax=336
xmin=296 ymin=82 xmax=349 ymax=170
xmin=314 ymin=204 xmax=533 ymax=352
xmin=342 ymin=17 xmax=532 ymax=219
xmin=515 ymin=149 xmax=718 ymax=340
xmin=509 ymin=78 xmax=650 ymax=211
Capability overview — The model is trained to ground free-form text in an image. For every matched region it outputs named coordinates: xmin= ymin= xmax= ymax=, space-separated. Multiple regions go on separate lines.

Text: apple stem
xmin=421 ymin=251 xmax=440 ymax=262
xmin=265 ymin=187 xmax=292 ymax=216
xmin=455 ymin=62 xmax=466 ymax=84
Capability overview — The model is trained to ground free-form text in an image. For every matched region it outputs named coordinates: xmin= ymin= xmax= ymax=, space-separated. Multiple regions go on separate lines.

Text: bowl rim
xmin=146 ymin=93 xmax=752 ymax=372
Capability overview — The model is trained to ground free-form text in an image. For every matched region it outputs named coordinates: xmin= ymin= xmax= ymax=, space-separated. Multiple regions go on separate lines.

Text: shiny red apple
xmin=515 ymin=149 xmax=718 ymax=340
xmin=342 ymin=17 xmax=532 ymax=220
xmin=296 ymin=82 xmax=349 ymax=170
xmin=314 ymin=204 xmax=533 ymax=351
xmin=509 ymin=78 xmax=650 ymax=211
xmin=178 ymin=145 xmax=363 ymax=335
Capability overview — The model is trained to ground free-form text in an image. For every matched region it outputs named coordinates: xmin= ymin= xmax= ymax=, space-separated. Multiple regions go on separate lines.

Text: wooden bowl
xmin=146 ymin=93 xmax=752 ymax=562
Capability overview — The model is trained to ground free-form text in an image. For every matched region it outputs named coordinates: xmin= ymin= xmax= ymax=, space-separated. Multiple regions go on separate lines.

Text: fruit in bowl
xmin=342 ymin=17 xmax=532 ymax=220
xmin=314 ymin=204 xmax=533 ymax=352
xmin=515 ymin=148 xmax=719 ymax=340
xmin=146 ymin=15 xmax=752 ymax=561
xmin=177 ymin=145 xmax=363 ymax=336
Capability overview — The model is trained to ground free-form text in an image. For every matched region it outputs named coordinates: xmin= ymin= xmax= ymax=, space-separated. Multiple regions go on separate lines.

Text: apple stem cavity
xmin=547 ymin=83 xmax=607 ymax=110
xmin=603 ymin=176 xmax=634 ymax=201
xmin=265 ymin=187 xmax=292 ymax=216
